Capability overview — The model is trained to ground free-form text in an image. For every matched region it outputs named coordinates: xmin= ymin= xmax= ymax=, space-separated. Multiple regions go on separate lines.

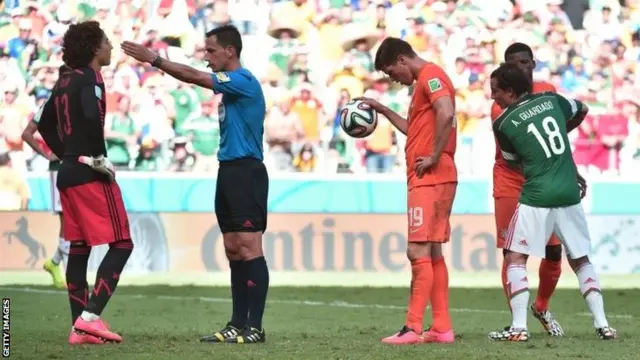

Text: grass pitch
xmin=1 ymin=285 xmax=638 ymax=360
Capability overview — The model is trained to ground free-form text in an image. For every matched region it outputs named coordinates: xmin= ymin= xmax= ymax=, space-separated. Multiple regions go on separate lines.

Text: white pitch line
xmin=1 ymin=287 xmax=634 ymax=320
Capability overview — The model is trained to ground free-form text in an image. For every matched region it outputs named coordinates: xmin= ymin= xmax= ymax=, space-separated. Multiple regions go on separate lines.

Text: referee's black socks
xmin=245 ymin=256 xmax=270 ymax=330
xmin=229 ymin=260 xmax=249 ymax=328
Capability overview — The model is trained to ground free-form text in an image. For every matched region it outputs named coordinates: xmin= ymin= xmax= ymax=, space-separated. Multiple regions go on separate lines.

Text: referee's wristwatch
xmin=151 ymin=56 xmax=163 ymax=68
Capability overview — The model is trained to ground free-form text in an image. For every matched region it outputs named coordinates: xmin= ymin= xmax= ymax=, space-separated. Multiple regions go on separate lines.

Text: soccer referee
xmin=122 ymin=25 xmax=269 ymax=344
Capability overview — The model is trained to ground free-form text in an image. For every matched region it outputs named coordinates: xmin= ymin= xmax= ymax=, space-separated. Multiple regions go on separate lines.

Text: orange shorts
xmin=494 ymin=197 xmax=561 ymax=248
xmin=407 ymin=182 xmax=457 ymax=243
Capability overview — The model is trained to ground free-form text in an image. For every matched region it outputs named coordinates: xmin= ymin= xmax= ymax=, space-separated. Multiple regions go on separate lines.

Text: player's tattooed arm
xmin=431 ymin=96 xmax=456 ymax=160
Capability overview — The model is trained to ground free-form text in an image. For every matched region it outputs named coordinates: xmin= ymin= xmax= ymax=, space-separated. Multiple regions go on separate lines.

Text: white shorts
xmin=506 ymin=203 xmax=591 ymax=259
xmin=50 ymin=171 xmax=62 ymax=213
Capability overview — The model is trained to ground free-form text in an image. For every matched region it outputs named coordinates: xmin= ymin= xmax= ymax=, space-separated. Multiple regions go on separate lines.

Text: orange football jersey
xmin=491 ymin=81 xmax=556 ymax=198
xmin=406 ymin=63 xmax=457 ymax=189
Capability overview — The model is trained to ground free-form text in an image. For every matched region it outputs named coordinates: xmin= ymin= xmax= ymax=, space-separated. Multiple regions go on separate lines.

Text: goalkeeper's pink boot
xmin=73 ymin=317 xmax=123 ymax=342
xmin=68 ymin=329 xmax=105 ymax=345
xmin=422 ymin=328 xmax=455 ymax=344
xmin=381 ymin=326 xmax=423 ymax=345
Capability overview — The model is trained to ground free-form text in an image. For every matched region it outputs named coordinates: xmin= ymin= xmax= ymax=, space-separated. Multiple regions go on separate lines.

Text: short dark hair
xmin=206 ymin=25 xmax=243 ymax=57
xmin=374 ymin=37 xmax=416 ymax=71
xmin=490 ymin=63 xmax=532 ymax=97
xmin=62 ymin=21 xmax=105 ymax=69
xmin=504 ymin=42 xmax=533 ymax=60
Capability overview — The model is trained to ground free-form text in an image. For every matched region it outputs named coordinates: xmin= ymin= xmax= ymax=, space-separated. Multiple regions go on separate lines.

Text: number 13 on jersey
xmin=55 ymin=93 xmax=71 ymax=135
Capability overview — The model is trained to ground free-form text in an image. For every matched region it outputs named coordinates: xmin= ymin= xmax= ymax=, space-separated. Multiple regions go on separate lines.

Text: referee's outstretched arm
xmin=121 ymin=26 xmax=246 ymax=93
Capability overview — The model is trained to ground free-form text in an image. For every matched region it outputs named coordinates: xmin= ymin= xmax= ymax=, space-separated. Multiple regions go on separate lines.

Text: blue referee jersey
xmin=211 ymin=68 xmax=266 ymax=162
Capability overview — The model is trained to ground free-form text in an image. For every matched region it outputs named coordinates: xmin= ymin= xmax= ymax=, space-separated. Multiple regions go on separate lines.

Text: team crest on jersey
xmin=94 ymin=85 xmax=103 ymax=100
xmin=215 ymin=72 xmax=231 ymax=83
xmin=428 ymin=78 xmax=442 ymax=92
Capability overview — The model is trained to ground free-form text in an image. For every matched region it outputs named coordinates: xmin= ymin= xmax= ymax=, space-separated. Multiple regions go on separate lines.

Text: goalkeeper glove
xmin=78 ymin=155 xmax=116 ymax=181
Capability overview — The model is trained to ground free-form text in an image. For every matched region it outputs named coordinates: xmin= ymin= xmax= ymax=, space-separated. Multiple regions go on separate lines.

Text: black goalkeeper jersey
xmin=37 ymin=67 xmax=111 ymax=189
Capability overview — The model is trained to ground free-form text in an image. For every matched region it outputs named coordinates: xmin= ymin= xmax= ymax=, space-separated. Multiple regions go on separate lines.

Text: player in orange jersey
xmin=491 ymin=43 xmax=586 ymax=336
xmin=357 ymin=37 xmax=457 ymax=345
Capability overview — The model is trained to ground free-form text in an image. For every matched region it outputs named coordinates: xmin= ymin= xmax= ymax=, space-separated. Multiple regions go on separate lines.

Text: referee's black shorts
xmin=215 ymin=157 xmax=269 ymax=234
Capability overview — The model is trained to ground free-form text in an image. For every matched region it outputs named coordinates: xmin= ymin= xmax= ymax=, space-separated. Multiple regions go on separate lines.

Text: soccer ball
xmin=340 ymin=100 xmax=378 ymax=138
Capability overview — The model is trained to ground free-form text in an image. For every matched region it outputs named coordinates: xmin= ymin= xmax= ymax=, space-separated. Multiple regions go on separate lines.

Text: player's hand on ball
xmin=415 ymin=156 xmax=437 ymax=178
xmin=577 ymin=173 xmax=587 ymax=199
xmin=121 ymin=41 xmax=156 ymax=63
xmin=353 ymin=97 xmax=385 ymax=113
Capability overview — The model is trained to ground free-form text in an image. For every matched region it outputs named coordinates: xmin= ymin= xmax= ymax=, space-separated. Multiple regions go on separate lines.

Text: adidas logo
xmin=243 ymin=331 xmax=262 ymax=342
xmin=222 ymin=328 xmax=239 ymax=339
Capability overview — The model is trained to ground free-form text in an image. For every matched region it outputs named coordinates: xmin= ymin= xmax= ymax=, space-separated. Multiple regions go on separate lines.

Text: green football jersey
xmin=493 ymin=92 xmax=584 ymax=208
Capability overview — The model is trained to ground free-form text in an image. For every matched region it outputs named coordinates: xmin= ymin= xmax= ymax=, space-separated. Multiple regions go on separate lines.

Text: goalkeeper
xmin=37 ymin=20 xmax=132 ymax=344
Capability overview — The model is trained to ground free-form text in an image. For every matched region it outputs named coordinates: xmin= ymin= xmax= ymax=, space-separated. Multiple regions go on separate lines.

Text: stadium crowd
xmin=0 ymin=0 xmax=639 ymax=175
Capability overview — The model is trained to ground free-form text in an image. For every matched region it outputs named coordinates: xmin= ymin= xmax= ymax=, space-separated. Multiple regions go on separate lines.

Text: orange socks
xmin=535 ymin=259 xmax=561 ymax=311
xmin=431 ymin=256 xmax=451 ymax=333
xmin=405 ymin=258 xmax=433 ymax=333
xmin=500 ymin=259 xmax=511 ymax=312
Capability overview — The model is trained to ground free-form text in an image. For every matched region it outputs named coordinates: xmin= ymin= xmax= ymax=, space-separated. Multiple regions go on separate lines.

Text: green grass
xmin=1 ymin=285 xmax=638 ymax=360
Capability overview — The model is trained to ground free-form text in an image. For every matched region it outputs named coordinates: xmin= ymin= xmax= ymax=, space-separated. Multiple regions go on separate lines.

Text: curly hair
xmin=61 ymin=21 xmax=105 ymax=69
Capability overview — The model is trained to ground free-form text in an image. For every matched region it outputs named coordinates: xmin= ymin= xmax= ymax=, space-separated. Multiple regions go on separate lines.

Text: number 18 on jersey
xmin=492 ymin=93 xmax=584 ymax=208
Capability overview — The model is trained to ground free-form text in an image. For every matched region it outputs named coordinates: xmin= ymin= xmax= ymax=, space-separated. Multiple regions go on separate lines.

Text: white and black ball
xmin=339 ymin=100 xmax=378 ymax=138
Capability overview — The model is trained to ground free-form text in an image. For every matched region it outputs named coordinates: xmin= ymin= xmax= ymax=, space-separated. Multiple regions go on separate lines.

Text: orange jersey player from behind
xmin=357 ymin=37 xmax=457 ymax=345
xmin=490 ymin=43 xmax=585 ymax=337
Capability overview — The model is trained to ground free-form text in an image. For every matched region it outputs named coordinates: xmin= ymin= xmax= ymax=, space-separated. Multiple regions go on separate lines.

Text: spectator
xmin=340 ymin=24 xmax=379 ymax=73
xmin=182 ymin=95 xmax=220 ymax=173
xmin=265 ymin=94 xmax=304 ymax=172
xmin=0 ymin=82 xmax=30 ymax=172
xmin=135 ymin=137 xmax=163 ymax=171
xmin=167 ymin=137 xmax=196 ymax=172
xmin=0 ymin=152 xmax=29 ymax=210
xmin=593 ymin=103 xmax=629 ymax=174
xmin=41 ymin=5 xmax=72 ymax=53
xmin=267 ymin=21 xmax=301 ymax=78
xmin=0 ymin=8 xmax=24 ymax=45
xmin=0 ymin=0 xmax=638 ymax=175
xmin=361 ymin=86 xmax=396 ymax=173
xmin=105 ymin=96 xmax=138 ymax=170
xmin=293 ymin=142 xmax=317 ymax=173
xmin=290 ymin=83 xmax=324 ymax=145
